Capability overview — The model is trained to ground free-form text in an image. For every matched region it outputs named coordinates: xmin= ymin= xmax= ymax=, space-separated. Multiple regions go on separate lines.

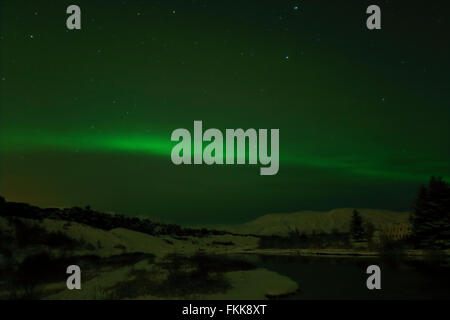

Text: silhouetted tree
xmin=410 ymin=176 xmax=450 ymax=249
xmin=350 ymin=209 xmax=365 ymax=241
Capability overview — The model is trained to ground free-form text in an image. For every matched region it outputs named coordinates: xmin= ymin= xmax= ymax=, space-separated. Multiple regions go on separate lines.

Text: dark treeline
xmin=259 ymin=232 xmax=352 ymax=250
xmin=411 ymin=176 xmax=450 ymax=249
xmin=0 ymin=196 xmax=228 ymax=238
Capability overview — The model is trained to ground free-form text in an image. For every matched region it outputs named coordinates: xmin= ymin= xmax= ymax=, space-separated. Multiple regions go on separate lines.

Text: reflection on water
xmin=232 ymin=254 xmax=450 ymax=300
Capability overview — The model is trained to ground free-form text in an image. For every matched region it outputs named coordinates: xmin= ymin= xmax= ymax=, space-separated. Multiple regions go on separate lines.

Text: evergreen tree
xmin=350 ymin=209 xmax=365 ymax=241
xmin=411 ymin=176 xmax=450 ymax=249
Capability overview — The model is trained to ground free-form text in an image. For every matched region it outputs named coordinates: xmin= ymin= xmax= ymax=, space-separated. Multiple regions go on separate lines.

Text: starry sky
xmin=1 ymin=0 xmax=449 ymax=224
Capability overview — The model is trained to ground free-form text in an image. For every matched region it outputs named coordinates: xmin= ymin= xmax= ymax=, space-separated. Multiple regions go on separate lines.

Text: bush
xmin=7 ymin=218 xmax=87 ymax=250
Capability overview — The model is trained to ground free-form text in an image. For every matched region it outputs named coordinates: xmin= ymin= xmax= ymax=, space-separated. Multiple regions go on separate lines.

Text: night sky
xmin=1 ymin=0 xmax=449 ymax=224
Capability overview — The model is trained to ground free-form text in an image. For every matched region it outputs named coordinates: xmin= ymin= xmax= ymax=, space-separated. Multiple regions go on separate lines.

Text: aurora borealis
xmin=1 ymin=0 xmax=449 ymax=224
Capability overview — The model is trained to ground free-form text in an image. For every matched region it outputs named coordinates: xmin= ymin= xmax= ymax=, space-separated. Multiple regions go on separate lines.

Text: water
xmin=233 ymin=254 xmax=450 ymax=300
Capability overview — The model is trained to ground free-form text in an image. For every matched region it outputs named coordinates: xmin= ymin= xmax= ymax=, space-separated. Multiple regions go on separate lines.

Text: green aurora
xmin=1 ymin=130 xmax=447 ymax=182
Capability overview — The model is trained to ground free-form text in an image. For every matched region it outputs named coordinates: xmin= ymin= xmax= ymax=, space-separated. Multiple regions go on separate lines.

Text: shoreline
xmin=224 ymin=248 xmax=450 ymax=258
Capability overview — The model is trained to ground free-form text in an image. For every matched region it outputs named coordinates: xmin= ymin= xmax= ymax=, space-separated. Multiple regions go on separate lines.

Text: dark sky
xmin=1 ymin=0 xmax=449 ymax=224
